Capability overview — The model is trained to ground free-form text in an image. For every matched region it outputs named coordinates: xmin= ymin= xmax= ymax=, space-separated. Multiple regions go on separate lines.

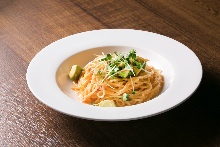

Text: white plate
xmin=26 ymin=29 xmax=202 ymax=121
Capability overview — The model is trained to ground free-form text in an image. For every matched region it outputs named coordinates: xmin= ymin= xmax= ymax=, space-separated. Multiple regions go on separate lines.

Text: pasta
xmin=71 ymin=50 xmax=164 ymax=107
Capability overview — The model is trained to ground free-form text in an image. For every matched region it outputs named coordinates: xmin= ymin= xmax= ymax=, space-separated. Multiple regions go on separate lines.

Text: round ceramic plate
xmin=26 ymin=29 xmax=202 ymax=121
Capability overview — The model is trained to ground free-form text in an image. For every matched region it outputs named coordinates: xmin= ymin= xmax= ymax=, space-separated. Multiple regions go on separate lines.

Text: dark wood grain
xmin=0 ymin=0 xmax=219 ymax=146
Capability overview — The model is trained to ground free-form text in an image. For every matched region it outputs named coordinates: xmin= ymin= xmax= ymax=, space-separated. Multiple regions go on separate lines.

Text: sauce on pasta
xmin=71 ymin=50 xmax=164 ymax=107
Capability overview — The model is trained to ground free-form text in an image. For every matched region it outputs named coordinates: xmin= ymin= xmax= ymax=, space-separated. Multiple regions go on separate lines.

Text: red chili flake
xmin=97 ymin=86 xmax=102 ymax=91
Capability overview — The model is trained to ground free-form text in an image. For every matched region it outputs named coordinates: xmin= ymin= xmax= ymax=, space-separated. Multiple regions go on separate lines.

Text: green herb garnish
xmin=101 ymin=54 xmax=112 ymax=61
xmin=127 ymin=49 xmax=136 ymax=60
xmin=123 ymin=93 xmax=130 ymax=101
xmin=96 ymin=70 xmax=103 ymax=79
xmin=132 ymin=91 xmax=136 ymax=95
xmin=98 ymin=49 xmax=147 ymax=91
xmin=98 ymin=70 xmax=102 ymax=75
xmin=95 ymin=50 xmax=147 ymax=99
xmin=100 ymin=50 xmax=146 ymax=78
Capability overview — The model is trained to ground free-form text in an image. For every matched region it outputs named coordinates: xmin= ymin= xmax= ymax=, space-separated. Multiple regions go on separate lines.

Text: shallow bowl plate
xmin=26 ymin=29 xmax=202 ymax=121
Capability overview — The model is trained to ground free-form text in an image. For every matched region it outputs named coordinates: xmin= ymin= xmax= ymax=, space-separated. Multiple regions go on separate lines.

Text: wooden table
xmin=1 ymin=0 xmax=219 ymax=146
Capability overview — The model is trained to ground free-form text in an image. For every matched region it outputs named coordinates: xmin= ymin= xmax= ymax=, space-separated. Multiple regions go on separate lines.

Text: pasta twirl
xmin=71 ymin=50 xmax=164 ymax=107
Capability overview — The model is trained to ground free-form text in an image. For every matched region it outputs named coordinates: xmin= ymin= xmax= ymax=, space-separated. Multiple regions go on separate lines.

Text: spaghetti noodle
xmin=71 ymin=50 xmax=164 ymax=107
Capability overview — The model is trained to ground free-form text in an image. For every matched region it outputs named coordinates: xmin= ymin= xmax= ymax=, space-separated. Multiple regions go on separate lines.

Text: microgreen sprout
xmin=98 ymin=70 xmax=102 ymax=75
xmin=123 ymin=93 xmax=130 ymax=101
xmin=114 ymin=51 xmax=118 ymax=56
xmin=132 ymin=91 xmax=136 ymax=95
xmin=91 ymin=102 xmax=99 ymax=106
xmin=98 ymin=50 xmax=147 ymax=79
xmin=109 ymin=93 xmax=130 ymax=101
xmin=96 ymin=70 xmax=103 ymax=79
xmin=101 ymin=54 xmax=112 ymax=61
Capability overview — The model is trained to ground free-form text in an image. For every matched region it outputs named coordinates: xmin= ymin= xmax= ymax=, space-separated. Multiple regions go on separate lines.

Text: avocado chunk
xmin=98 ymin=100 xmax=117 ymax=107
xmin=137 ymin=57 xmax=147 ymax=68
xmin=119 ymin=62 xmax=125 ymax=68
xmin=69 ymin=65 xmax=82 ymax=81
xmin=118 ymin=70 xmax=130 ymax=78
xmin=133 ymin=66 xmax=141 ymax=76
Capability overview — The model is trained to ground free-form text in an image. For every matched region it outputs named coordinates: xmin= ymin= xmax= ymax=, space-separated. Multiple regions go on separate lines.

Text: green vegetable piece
xmin=143 ymin=62 xmax=146 ymax=68
xmin=137 ymin=58 xmax=146 ymax=69
xmin=137 ymin=63 xmax=142 ymax=69
xmin=106 ymin=54 xmax=112 ymax=60
xmin=119 ymin=62 xmax=125 ymax=68
xmin=97 ymin=70 xmax=102 ymax=76
xmin=101 ymin=54 xmax=112 ymax=61
xmin=133 ymin=66 xmax=141 ymax=76
xmin=114 ymin=67 xmax=119 ymax=72
xmin=125 ymin=58 xmax=131 ymax=65
xmin=69 ymin=65 xmax=82 ymax=81
xmin=132 ymin=91 xmax=136 ymax=95
xmin=97 ymin=70 xmax=103 ymax=79
xmin=110 ymin=70 xmax=115 ymax=75
xmin=118 ymin=70 xmax=130 ymax=78
xmin=128 ymin=70 xmax=134 ymax=76
xmin=123 ymin=93 xmax=130 ymax=101
xmin=128 ymin=49 xmax=136 ymax=59
xmin=101 ymin=58 xmax=107 ymax=61
xmin=106 ymin=65 xmax=111 ymax=71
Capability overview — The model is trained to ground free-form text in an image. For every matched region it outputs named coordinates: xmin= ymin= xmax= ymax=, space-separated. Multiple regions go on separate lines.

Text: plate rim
xmin=26 ymin=29 xmax=203 ymax=121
